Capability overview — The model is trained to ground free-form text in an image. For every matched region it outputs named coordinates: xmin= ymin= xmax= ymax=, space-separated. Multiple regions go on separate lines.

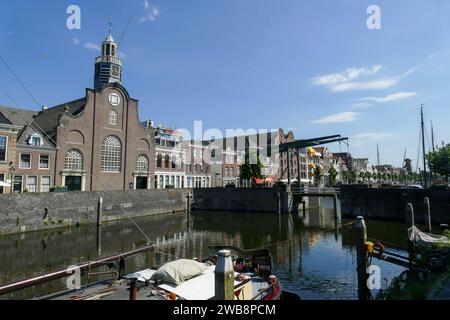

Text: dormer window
xmin=28 ymin=134 xmax=43 ymax=147
xmin=32 ymin=137 xmax=41 ymax=146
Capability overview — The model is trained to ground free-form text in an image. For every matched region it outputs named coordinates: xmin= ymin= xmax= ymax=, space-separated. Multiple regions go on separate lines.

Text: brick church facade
xmin=0 ymin=31 xmax=155 ymax=192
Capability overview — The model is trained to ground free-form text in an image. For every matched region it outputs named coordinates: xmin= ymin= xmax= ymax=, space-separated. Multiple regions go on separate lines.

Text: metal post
xmin=186 ymin=193 xmax=191 ymax=214
xmin=96 ymin=226 xmax=102 ymax=256
xmin=297 ymin=150 xmax=301 ymax=185
xmin=355 ymin=216 xmax=369 ymax=301
xmin=97 ymin=197 xmax=103 ymax=227
xmin=215 ymin=250 xmax=234 ymax=300
xmin=424 ymin=197 xmax=431 ymax=233
xmin=333 ymin=194 xmax=338 ymax=220
xmin=287 ymin=149 xmax=291 ymax=185
xmin=277 ymin=192 xmax=281 ymax=215
xmin=405 ymin=203 xmax=415 ymax=227
xmin=333 ymin=194 xmax=341 ymax=230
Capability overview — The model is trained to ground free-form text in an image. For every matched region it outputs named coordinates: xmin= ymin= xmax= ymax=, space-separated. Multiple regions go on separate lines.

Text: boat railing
xmin=0 ymin=245 xmax=155 ymax=297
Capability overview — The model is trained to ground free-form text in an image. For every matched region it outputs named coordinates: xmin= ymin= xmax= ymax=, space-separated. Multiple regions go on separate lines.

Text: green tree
xmin=348 ymin=170 xmax=357 ymax=184
xmin=341 ymin=170 xmax=349 ymax=184
xmin=359 ymin=171 xmax=366 ymax=183
xmin=239 ymin=149 xmax=265 ymax=181
xmin=328 ymin=167 xmax=338 ymax=186
xmin=365 ymin=172 xmax=373 ymax=183
xmin=427 ymin=143 xmax=450 ymax=182
xmin=313 ymin=166 xmax=323 ymax=186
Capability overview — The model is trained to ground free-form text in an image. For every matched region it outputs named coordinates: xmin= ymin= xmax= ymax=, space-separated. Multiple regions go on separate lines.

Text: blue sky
xmin=1 ymin=0 xmax=450 ymax=167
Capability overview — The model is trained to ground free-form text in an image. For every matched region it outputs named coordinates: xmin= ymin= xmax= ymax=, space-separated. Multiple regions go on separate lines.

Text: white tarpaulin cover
xmin=408 ymin=226 xmax=449 ymax=247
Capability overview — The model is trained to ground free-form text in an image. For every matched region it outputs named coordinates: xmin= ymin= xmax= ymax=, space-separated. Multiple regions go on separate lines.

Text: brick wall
xmin=0 ymin=188 xmax=192 ymax=235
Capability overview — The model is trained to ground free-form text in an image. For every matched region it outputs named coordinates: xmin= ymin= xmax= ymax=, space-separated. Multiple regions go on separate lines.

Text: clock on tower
xmin=93 ymin=30 xmax=123 ymax=91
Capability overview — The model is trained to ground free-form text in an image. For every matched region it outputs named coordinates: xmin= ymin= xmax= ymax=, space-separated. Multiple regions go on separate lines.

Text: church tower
xmin=94 ymin=30 xmax=122 ymax=90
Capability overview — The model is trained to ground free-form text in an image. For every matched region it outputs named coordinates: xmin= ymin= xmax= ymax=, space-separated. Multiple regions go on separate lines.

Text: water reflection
xmin=0 ymin=200 xmax=408 ymax=300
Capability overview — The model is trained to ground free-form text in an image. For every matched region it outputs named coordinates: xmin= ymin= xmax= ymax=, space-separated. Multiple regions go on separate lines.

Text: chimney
xmin=42 ymin=105 xmax=48 ymax=111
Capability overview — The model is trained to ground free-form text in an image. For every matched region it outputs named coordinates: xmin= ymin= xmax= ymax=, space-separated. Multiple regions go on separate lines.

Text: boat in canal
xmin=0 ymin=245 xmax=300 ymax=301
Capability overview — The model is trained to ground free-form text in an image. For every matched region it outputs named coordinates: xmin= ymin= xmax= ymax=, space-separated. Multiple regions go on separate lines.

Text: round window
xmin=109 ymin=93 xmax=121 ymax=106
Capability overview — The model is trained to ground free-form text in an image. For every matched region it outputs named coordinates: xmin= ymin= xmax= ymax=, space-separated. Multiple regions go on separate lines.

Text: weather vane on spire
xmin=108 ymin=16 xmax=113 ymax=35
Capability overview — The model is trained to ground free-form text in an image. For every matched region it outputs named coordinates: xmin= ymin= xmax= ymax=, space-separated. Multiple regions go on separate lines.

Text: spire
xmin=93 ymin=27 xmax=122 ymax=91
xmin=106 ymin=19 xmax=114 ymax=42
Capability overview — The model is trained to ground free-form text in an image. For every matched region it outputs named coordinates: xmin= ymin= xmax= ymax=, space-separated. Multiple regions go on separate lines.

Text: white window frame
xmin=65 ymin=149 xmax=83 ymax=171
xmin=39 ymin=154 xmax=50 ymax=170
xmin=31 ymin=136 xmax=42 ymax=147
xmin=108 ymin=110 xmax=118 ymax=126
xmin=26 ymin=175 xmax=38 ymax=193
xmin=19 ymin=153 xmax=32 ymax=169
xmin=101 ymin=136 xmax=122 ymax=173
xmin=136 ymin=155 xmax=149 ymax=173
xmin=40 ymin=176 xmax=52 ymax=193
xmin=0 ymin=135 xmax=8 ymax=163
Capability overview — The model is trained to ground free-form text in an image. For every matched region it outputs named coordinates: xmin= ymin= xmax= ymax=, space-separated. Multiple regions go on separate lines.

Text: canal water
xmin=0 ymin=198 xmax=410 ymax=300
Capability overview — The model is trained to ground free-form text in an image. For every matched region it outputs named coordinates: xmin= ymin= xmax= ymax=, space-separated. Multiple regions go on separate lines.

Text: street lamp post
xmin=8 ymin=162 xmax=16 ymax=194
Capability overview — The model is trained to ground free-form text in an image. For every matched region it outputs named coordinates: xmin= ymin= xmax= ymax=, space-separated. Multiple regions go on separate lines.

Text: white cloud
xmin=139 ymin=1 xmax=160 ymax=23
xmin=73 ymin=38 xmax=80 ymax=45
xmin=84 ymin=42 xmax=101 ymax=52
xmin=311 ymin=65 xmax=418 ymax=93
xmin=330 ymin=78 xmax=399 ymax=93
xmin=347 ymin=102 xmax=373 ymax=109
xmin=359 ymin=92 xmax=417 ymax=103
xmin=311 ymin=65 xmax=382 ymax=86
xmin=312 ymin=111 xmax=360 ymax=124
xmin=352 ymin=132 xmax=393 ymax=147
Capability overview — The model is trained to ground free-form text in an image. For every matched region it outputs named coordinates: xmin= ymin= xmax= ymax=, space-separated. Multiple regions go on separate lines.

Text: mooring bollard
xmin=129 ymin=278 xmax=138 ymax=301
xmin=405 ymin=203 xmax=415 ymax=227
xmin=96 ymin=225 xmax=102 ymax=255
xmin=355 ymin=216 xmax=369 ymax=301
xmin=186 ymin=193 xmax=191 ymax=214
xmin=97 ymin=197 xmax=103 ymax=227
xmin=215 ymin=250 xmax=234 ymax=300
xmin=424 ymin=197 xmax=431 ymax=233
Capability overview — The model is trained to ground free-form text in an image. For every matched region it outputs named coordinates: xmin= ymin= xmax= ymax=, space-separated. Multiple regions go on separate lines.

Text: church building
xmin=0 ymin=31 xmax=155 ymax=192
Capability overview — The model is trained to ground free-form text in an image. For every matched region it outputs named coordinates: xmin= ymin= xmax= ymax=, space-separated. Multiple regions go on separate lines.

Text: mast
xmin=431 ymin=121 xmax=436 ymax=152
xmin=421 ymin=105 xmax=427 ymax=187
xmin=402 ymin=148 xmax=407 ymax=168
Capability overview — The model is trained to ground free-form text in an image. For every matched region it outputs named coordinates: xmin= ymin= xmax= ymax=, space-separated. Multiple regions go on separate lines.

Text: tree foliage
xmin=239 ymin=149 xmax=265 ymax=180
xmin=328 ymin=167 xmax=338 ymax=186
xmin=313 ymin=166 xmax=323 ymax=186
xmin=426 ymin=143 xmax=450 ymax=180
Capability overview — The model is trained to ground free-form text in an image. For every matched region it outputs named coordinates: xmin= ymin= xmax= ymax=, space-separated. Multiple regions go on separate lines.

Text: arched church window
xmin=136 ymin=155 xmax=149 ymax=172
xmin=65 ymin=149 xmax=83 ymax=171
xmin=101 ymin=136 xmax=122 ymax=172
